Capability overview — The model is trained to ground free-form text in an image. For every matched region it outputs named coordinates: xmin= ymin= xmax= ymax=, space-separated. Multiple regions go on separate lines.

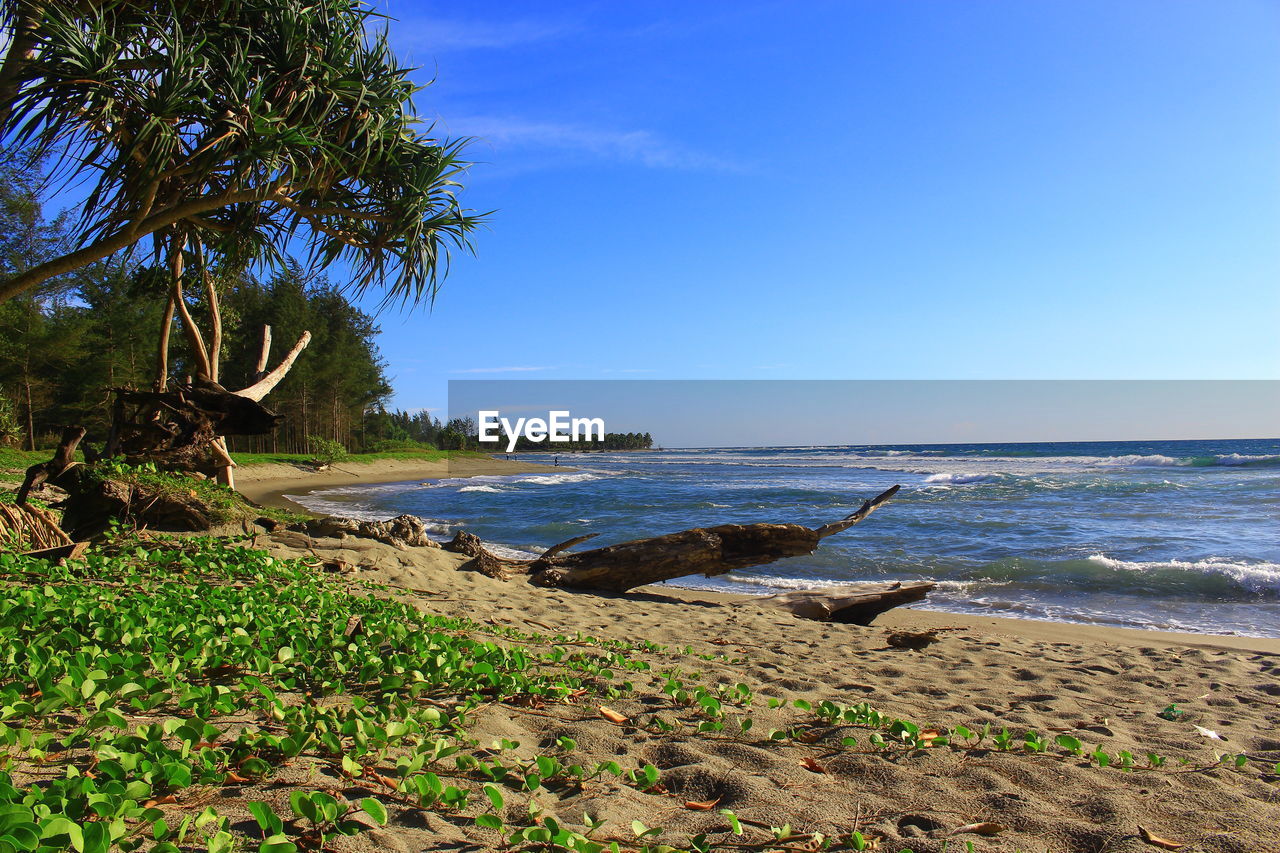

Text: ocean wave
xmin=1091 ymin=454 xmax=1181 ymax=467
xmin=1090 ymin=453 xmax=1280 ymax=469
xmin=513 ymin=472 xmax=608 ymax=486
xmin=719 ymin=574 xmax=843 ymax=592
xmin=845 ymin=449 xmax=917 ymax=458
xmin=1207 ymin=453 xmax=1280 ymax=466
xmin=458 ymin=485 xmax=505 ymax=493
xmin=923 ymin=472 xmax=998 ymax=485
xmin=1085 ymin=554 xmax=1280 ymax=594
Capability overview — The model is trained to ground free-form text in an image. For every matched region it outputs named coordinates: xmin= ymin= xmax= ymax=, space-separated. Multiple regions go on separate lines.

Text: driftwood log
xmin=103 ymin=380 xmax=282 ymax=475
xmin=17 ymin=426 xmax=217 ymax=540
xmin=437 ymin=484 xmax=933 ymax=624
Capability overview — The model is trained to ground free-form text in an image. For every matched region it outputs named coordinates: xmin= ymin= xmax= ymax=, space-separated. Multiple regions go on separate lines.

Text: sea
xmin=288 ymin=439 xmax=1280 ymax=638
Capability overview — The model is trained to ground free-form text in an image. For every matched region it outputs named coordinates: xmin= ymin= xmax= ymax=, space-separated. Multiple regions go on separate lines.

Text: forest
xmin=0 ymin=148 xmax=447 ymax=456
xmin=0 ymin=150 xmax=653 ymax=458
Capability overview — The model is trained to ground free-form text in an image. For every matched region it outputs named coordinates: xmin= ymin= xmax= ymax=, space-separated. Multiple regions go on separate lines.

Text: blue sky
xmin=363 ymin=0 xmax=1279 ymax=414
xmin=44 ymin=1 xmax=1279 ymax=414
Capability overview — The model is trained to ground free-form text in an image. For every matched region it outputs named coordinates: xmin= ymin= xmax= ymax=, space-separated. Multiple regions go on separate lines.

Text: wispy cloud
xmin=385 ymin=14 xmax=577 ymax=51
xmin=450 ymin=366 xmax=555 ymax=374
xmin=444 ymin=115 xmax=743 ymax=172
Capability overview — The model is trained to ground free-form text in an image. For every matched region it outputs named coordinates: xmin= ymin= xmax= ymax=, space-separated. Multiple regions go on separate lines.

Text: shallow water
xmin=290 ymin=439 xmax=1280 ymax=637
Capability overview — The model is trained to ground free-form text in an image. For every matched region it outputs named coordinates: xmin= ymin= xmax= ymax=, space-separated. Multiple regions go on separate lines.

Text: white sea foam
xmin=1214 ymin=453 xmax=1280 ymax=466
xmin=1091 ymin=454 xmax=1180 ymax=467
xmin=458 ymin=485 xmax=505 ymax=493
xmin=923 ymin=472 xmax=997 ymax=485
xmin=1086 ymin=554 xmax=1280 ymax=593
xmin=513 ymin=472 xmax=607 ymax=486
xmin=483 ymin=542 xmax=543 ymax=560
xmin=718 ymin=574 xmax=875 ymax=592
xmin=845 ymin=449 xmax=916 ymax=457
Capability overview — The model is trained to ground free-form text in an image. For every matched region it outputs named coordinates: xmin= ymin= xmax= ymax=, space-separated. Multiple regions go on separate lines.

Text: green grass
xmin=0 ymin=538 xmax=600 ymax=852
xmin=0 ymin=446 xmax=55 ymax=476
xmin=86 ymin=462 xmax=309 ymax=527
xmin=2 ymin=446 xmax=495 ymax=477
xmin=231 ymin=449 xmax=490 ymax=467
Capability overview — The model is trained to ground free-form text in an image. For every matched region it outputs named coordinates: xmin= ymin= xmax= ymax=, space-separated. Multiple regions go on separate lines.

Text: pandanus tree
xmin=0 ymin=0 xmax=483 ymax=483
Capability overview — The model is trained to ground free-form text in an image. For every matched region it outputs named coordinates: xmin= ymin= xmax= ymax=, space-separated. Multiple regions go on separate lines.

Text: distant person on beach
xmin=554 ymin=456 xmax=559 ymax=466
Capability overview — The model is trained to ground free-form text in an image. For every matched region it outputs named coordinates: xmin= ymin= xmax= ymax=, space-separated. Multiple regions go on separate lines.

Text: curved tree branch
xmin=235 ymin=330 xmax=312 ymax=402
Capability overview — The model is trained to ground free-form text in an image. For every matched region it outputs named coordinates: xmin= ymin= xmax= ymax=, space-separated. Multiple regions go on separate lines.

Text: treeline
xmin=361 ymin=410 xmax=655 ymax=453
xmin=361 ymin=410 xmax=480 ymax=452
xmin=0 ymin=150 xmax=651 ymax=457
xmin=496 ymin=432 xmax=654 ymax=452
xmin=0 ymin=150 xmax=396 ymax=455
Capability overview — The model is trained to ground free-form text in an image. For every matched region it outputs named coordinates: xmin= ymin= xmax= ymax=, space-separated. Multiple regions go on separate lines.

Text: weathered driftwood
xmin=17 ymin=426 xmax=216 ymax=540
xmin=758 ymin=583 xmax=935 ymax=626
xmin=301 ymin=515 xmax=442 ymax=551
xmin=435 ymin=485 xmax=929 ymax=622
xmin=523 ymin=485 xmax=903 ymax=591
xmin=103 ymin=380 xmax=281 ymax=475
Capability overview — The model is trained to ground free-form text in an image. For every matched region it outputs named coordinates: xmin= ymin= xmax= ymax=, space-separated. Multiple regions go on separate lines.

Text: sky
xmin=448 ymin=380 xmax=1280 ymax=447
xmin=356 ymin=0 xmax=1280 ymax=415
xmin=34 ymin=1 xmax=1280 ymax=419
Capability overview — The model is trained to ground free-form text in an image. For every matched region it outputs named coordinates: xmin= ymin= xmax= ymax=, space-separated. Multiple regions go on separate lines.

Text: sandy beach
xmin=236 ymin=455 xmax=566 ymax=512
xmin=226 ymin=460 xmax=1280 ymax=852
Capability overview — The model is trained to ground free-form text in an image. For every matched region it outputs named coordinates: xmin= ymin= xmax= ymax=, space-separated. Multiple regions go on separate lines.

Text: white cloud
xmin=449 ymin=366 xmax=555 ymax=374
xmin=443 ymin=115 xmax=742 ymax=172
xmin=385 ymin=13 xmax=576 ymax=51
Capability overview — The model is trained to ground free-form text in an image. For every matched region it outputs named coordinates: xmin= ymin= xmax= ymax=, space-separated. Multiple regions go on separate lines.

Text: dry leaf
xmin=684 ymin=798 xmax=720 ymax=810
xmin=599 ymin=706 xmax=629 ymax=724
xmin=143 ymin=795 xmax=177 ymax=808
xmin=1192 ymin=725 xmax=1225 ymax=741
xmin=1138 ymin=825 xmax=1184 ymax=850
xmin=951 ymin=822 xmax=1004 ymax=837
xmin=801 ymin=756 xmax=827 ymax=773
xmin=919 ymin=729 xmax=941 ymax=746
xmin=223 ymin=772 xmax=249 ymax=784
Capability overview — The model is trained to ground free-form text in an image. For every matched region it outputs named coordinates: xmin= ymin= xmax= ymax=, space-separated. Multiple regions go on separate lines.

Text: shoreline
xmin=235 ymin=454 xmax=568 ymax=512
xmin=615 ymin=584 xmax=1280 ymax=654
xmin=237 ymin=458 xmax=1280 ymax=653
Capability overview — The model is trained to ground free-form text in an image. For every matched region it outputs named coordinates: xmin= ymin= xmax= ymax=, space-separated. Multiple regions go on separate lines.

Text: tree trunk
xmin=155 ymin=295 xmax=175 ymax=391
xmin=195 ymin=239 xmax=222 ymax=383
xmin=23 ymin=377 xmax=34 ymax=451
xmin=167 ymin=231 xmax=213 ymax=381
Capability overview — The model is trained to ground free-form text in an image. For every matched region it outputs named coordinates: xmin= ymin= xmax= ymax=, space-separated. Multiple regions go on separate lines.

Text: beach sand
xmin=236 ymin=454 xmax=565 ymax=512
xmin=241 ymin=518 xmax=1280 ymax=853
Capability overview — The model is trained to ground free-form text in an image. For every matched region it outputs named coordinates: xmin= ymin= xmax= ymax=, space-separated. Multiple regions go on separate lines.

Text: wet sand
xmin=235 ymin=454 xmax=565 ymax=512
